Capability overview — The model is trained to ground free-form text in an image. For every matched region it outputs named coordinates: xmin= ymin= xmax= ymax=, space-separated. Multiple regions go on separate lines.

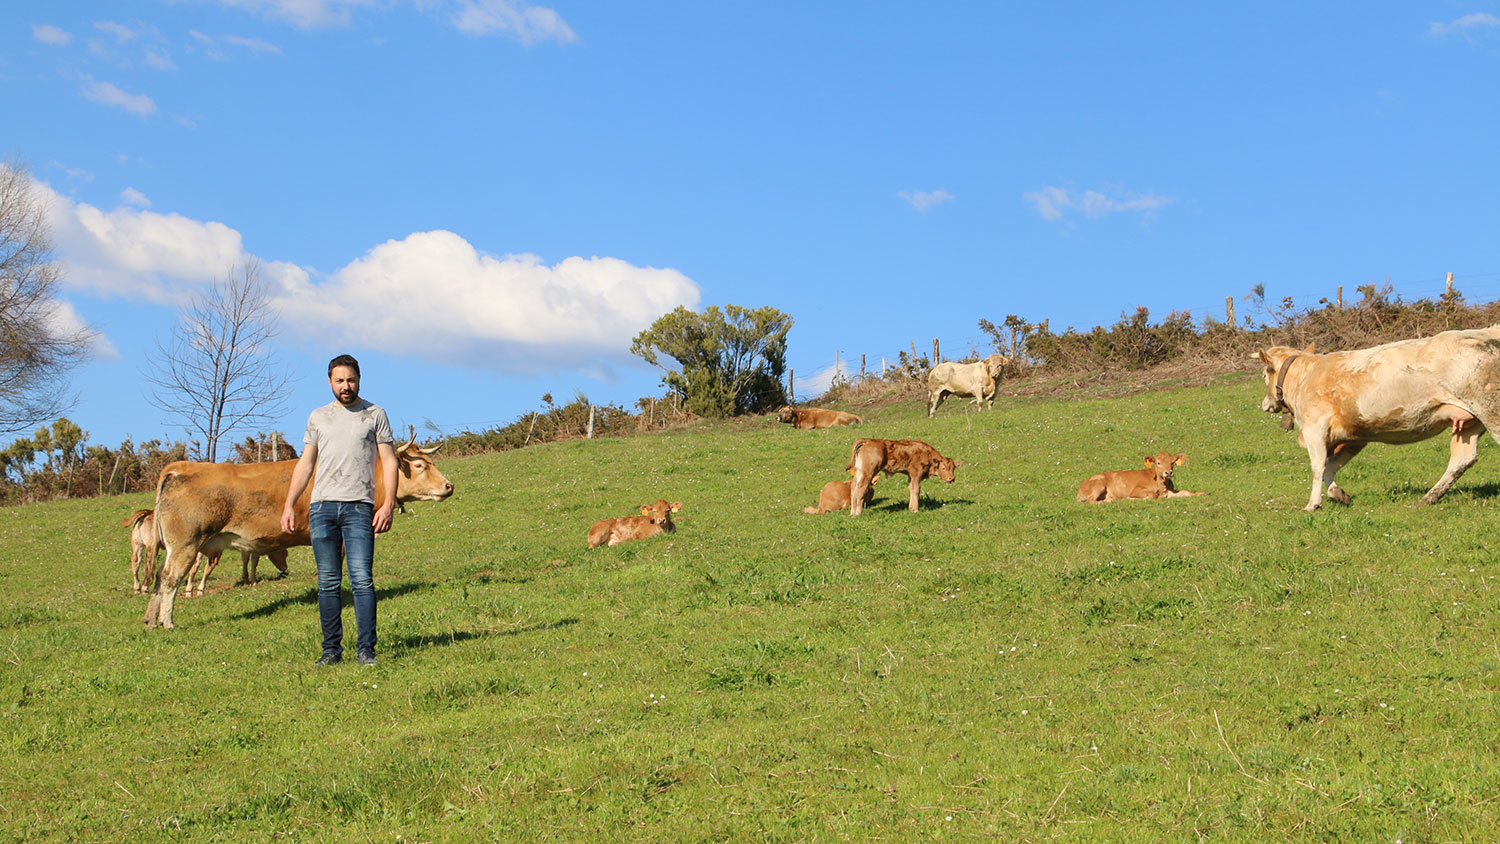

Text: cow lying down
xmin=803 ymin=476 xmax=877 ymax=514
xmin=777 ymin=406 xmax=863 ymax=429
xmin=588 ymin=499 xmax=682 ymax=547
xmin=1077 ymin=452 xmax=1206 ymax=503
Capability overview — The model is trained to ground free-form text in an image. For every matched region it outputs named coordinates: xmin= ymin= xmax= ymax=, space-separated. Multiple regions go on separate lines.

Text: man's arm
xmin=373 ymin=441 xmax=398 ymax=533
xmin=280 ymin=445 xmax=317 ymax=534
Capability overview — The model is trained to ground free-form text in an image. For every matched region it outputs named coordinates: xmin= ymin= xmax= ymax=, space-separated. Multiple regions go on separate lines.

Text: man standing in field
xmin=281 ymin=354 xmax=398 ymax=667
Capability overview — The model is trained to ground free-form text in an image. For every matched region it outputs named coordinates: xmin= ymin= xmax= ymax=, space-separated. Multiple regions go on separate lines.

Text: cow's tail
xmin=123 ymin=508 xmax=152 ymax=528
xmin=846 ymin=439 xmax=866 ymax=473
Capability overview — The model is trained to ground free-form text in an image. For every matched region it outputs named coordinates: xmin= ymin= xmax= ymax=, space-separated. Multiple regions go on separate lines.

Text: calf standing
xmin=847 ymin=438 xmax=957 ymax=516
xmin=588 ymin=500 xmax=682 ymax=547
xmin=1077 ymin=452 xmax=1205 ymax=502
xmin=124 ymin=509 xmax=161 ymax=594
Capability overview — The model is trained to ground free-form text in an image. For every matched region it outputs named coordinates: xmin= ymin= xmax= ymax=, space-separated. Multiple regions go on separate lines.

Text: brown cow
xmin=847 ymin=438 xmax=957 ymax=515
xmin=777 ymin=406 xmax=863 ymax=430
xmin=180 ymin=548 xmax=291 ymax=596
xmin=124 ymin=509 xmax=160 ymax=594
xmin=928 ymin=354 xmax=1008 ymax=417
xmin=1255 ymin=329 xmax=1500 ymax=510
xmin=803 ymin=475 xmax=877 ymax=514
xmin=1076 ymin=452 xmax=1206 ymax=503
xmin=144 ymin=432 xmax=454 ymax=629
xmin=588 ymin=499 xmax=682 ymax=547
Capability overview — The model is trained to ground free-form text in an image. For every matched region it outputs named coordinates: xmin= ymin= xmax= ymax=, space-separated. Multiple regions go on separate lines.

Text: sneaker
xmin=315 ymin=652 xmax=342 ymax=666
xmin=356 ymin=649 xmax=377 ymax=666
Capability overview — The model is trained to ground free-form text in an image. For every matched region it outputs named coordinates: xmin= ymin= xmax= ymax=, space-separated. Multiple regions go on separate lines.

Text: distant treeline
xmin=4 ymin=282 xmax=1496 ymax=506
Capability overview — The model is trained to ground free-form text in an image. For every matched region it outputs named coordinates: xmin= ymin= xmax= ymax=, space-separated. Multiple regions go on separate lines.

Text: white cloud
xmin=189 ymin=30 xmax=282 ymax=60
xmin=898 ymin=189 xmax=954 ymax=213
xmin=38 ymin=182 xmax=700 ymax=371
xmin=272 ymin=231 xmax=699 ymax=369
xmin=33 ymin=24 xmax=72 ymax=46
xmin=221 ymin=34 xmax=283 ymax=54
xmin=120 ymin=187 xmax=151 ymax=207
xmin=1430 ymin=13 xmax=1500 ymax=36
xmin=80 ymin=77 xmax=158 ymax=117
xmin=1024 ymin=185 xmax=1173 ymax=223
xmin=94 ymin=21 xmax=142 ymax=43
xmin=47 ymin=300 xmax=119 ymax=361
xmin=145 ymin=48 xmax=178 ymax=70
xmin=209 ymin=0 xmax=371 ymax=29
xmin=794 ymin=360 xmax=852 ymax=399
xmin=452 ymin=0 xmax=577 ymax=44
xmin=37 ymin=181 xmax=246 ymax=302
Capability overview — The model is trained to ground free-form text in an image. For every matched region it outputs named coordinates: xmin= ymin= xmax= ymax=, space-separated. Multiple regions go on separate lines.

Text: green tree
xmin=630 ymin=305 xmax=792 ymax=418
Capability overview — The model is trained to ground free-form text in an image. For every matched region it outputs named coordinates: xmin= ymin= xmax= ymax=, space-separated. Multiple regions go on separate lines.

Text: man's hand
xmin=373 ymin=501 xmax=394 ymax=534
xmin=280 ymin=505 xmax=298 ymax=535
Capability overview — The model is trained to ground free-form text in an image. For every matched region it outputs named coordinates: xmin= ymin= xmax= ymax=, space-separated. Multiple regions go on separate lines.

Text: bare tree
xmin=145 ymin=260 xmax=293 ymax=462
xmin=0 ymin=158 xmax=94 ymax=434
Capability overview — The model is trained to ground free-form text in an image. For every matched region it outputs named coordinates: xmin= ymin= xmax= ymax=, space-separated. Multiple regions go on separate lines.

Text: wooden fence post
xmin=933 ymin=338 xmax=940 ymax=364
xmin=586 ymin=404 xmax=595 ymax=439
xmin=1226 ymin=296 xmax=1235 ymax=326
xmin=911 ymin=340 xmax=917 ymax=362
xmin=789 ymin=369 xmax=795 ymax=404
xmin=1446 ymin=271 xmax=1455 ymax=298
xmin=1336 ymin=286 xmax=1344 ymax=309
xmin=860 ymin=354 xmax=866 ymax=380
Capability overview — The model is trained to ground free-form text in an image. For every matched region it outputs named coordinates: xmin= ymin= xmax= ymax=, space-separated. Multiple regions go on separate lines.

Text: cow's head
xmin=1253 ymin=344 xmax=1314 ymax=415
xmin=393 ymin=428 xmax=455 ymax=503
xmin=1145 ymin=452 xmax=1186 ymax=483
xmin=982 ymin=354 xmax=1009 ymax=379
xmin=776 ymin=406 xmax=797 ymax=423
xmin=932 ymin=456 xmax=958 ymax=483
xmin=638 ymin=499 xmax=682 ymax=526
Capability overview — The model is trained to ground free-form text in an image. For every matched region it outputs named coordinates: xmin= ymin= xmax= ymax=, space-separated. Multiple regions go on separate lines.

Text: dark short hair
xmin=328 ymin=354 xmax=360 ymax=377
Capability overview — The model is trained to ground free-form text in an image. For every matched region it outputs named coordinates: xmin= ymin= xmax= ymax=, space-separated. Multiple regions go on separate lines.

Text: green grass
xmin=4 ymin=376 xmax=1500 ymax=841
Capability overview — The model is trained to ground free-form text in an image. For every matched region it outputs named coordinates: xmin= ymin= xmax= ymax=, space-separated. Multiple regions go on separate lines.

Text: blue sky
xmin=4 ymin=1 xmax=1500 ymax=450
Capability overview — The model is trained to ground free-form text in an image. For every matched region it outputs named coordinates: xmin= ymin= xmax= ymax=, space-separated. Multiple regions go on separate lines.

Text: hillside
xmin=3 ymin=374 xmax=1498 ymax=841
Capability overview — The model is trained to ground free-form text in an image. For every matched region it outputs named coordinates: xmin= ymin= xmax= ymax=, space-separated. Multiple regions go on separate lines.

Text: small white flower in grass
xmin=1380 ymin=702 xmax=1387 ymax=708
xmin=372 ymin=684 xmax=378 ymax=689
xmin=583 ymin=672 xmax=588 ymax=677
xmin=1021 ymin=709 xmax=1028 ymax=715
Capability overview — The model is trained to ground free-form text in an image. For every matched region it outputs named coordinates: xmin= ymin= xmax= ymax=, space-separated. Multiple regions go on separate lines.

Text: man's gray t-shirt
xmin=304 ymin=398 xmax=395 ymax=504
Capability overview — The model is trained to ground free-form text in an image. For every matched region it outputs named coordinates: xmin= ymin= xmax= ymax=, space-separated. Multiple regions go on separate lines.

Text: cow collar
xmin=1273 ymin=354 xmax=1299 ymax=431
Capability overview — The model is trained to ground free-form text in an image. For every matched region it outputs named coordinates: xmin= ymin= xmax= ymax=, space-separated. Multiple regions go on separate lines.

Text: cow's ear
xmin=670 ymin=501 xmax=682 ymax=512
xmin=1174 ymin=454 xmax=1186 ymax=466
xmin=1303 ymin=343 xmax=1315 ymax=354
xmin=399 ymin=457 xmax=412 ymax=477
xmin=1254 ymin=349 xmax=1272 ymax=365
xmin=639 ymin=505 xmax=651 ymax=516
xmin=1144 ymin=456 xmax=1155 ymax=467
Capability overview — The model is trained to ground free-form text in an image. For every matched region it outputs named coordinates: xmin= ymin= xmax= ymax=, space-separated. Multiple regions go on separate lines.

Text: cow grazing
xmin=144 ymin=432 xmax=454 ymax=629
xmin=803 ymin=476 xmax=877 ymax=515
xmin=777 ymin=406 xmax=863 ymax=430
xmin=847 ymin=438 xmax=957 ymax=515
xmin=927 ymin=354 xmax=1008 ymax=417
xmin=1255 ymin=329 xmax=1500 ymax=511
xmin=124 ymin=509 xmax=161 ymax=594
xmin=1077 ymin=452 xmax=1206 ymax=503
xmin=587 ymin=499 xmax=682 ymax=547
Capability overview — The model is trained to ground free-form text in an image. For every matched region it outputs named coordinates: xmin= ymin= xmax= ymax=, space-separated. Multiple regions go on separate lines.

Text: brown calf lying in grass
xmin=1077 ymin=452 xmax=1206 ymax=503
xmin=777 ymin=406 xmax=863 ymax=429
xmin=588 ymin=499 xmax=682 ymax=547
xmin=803 ymin=475 xmax=877 ymax=514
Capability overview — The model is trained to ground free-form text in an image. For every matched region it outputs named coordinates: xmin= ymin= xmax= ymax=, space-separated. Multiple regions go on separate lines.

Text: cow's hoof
xmin=1302 ymin=504 xmax=1321 ymax=512
xmin=1328 ymin=490 xmax=1352 ymax=505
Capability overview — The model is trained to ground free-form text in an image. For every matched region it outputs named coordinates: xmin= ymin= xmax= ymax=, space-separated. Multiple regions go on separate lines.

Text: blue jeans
xmin=309 ymin=500 xmax=376 ymax=657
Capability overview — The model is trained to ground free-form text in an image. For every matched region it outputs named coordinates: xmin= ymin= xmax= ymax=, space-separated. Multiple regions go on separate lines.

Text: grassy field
xmin=4 ymin=374 xmax=1500 ymax=842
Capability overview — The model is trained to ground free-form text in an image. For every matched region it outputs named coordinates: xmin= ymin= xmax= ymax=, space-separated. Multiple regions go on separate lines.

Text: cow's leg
xmin=1422 ymin=425 xmax=1483 ymax=504
xmin=239 ymin=552 xmax=256 ymax=585
xmin=1323 ymin=442 xmax=1366 ymax=505
xmin=1301 ymin=426 xmax=1333 ymax=511
xmin=145 ymin=545 xmax=196 ymax=629
xmin=849 ymin=462 xmax=874 ymax=517
xmin=182 ymin=554 xmax=202 ymax=597
xmin=927 ymin=390 xmax=946 ymax=418
xmin=130 ymin=546 xmax=143 ymax=593
xmin=907 ymin=474 xmax=923 ymax=512
xmin=196 ymin=552 xmax=222 ymax=596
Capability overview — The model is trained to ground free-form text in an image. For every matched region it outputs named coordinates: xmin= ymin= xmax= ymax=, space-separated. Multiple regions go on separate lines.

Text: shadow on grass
xmin=230 ymin=581 xmax=434 ymax=620
xmin=387 ymin=616 xmax=579 ymax=651
xmin=867 ymin=497 xmax=975 ymax=513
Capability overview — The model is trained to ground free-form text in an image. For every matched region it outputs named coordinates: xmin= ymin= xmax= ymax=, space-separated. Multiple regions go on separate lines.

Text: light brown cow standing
xmin=847 ymin=438 xmax=957 ymax=516
xmin=803 ymin=475 xmax=877 ymax=514
xmin=124 ymin=509 xmax=160 ymax=594
xmin=587 ymin=499 xmax=682 ymax=547
xmin=1076 ymin=452 xmax=1206 ymax=503
xmin=145 ymin=432 xmax=454 ymax=629
xmin=1254 ymin=328 xmax=1500 ymax=511
xmin=777 ymin=406 xmax=863 ymax=429
xmin=927 ymin=354 xmax=1008 ymax=417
